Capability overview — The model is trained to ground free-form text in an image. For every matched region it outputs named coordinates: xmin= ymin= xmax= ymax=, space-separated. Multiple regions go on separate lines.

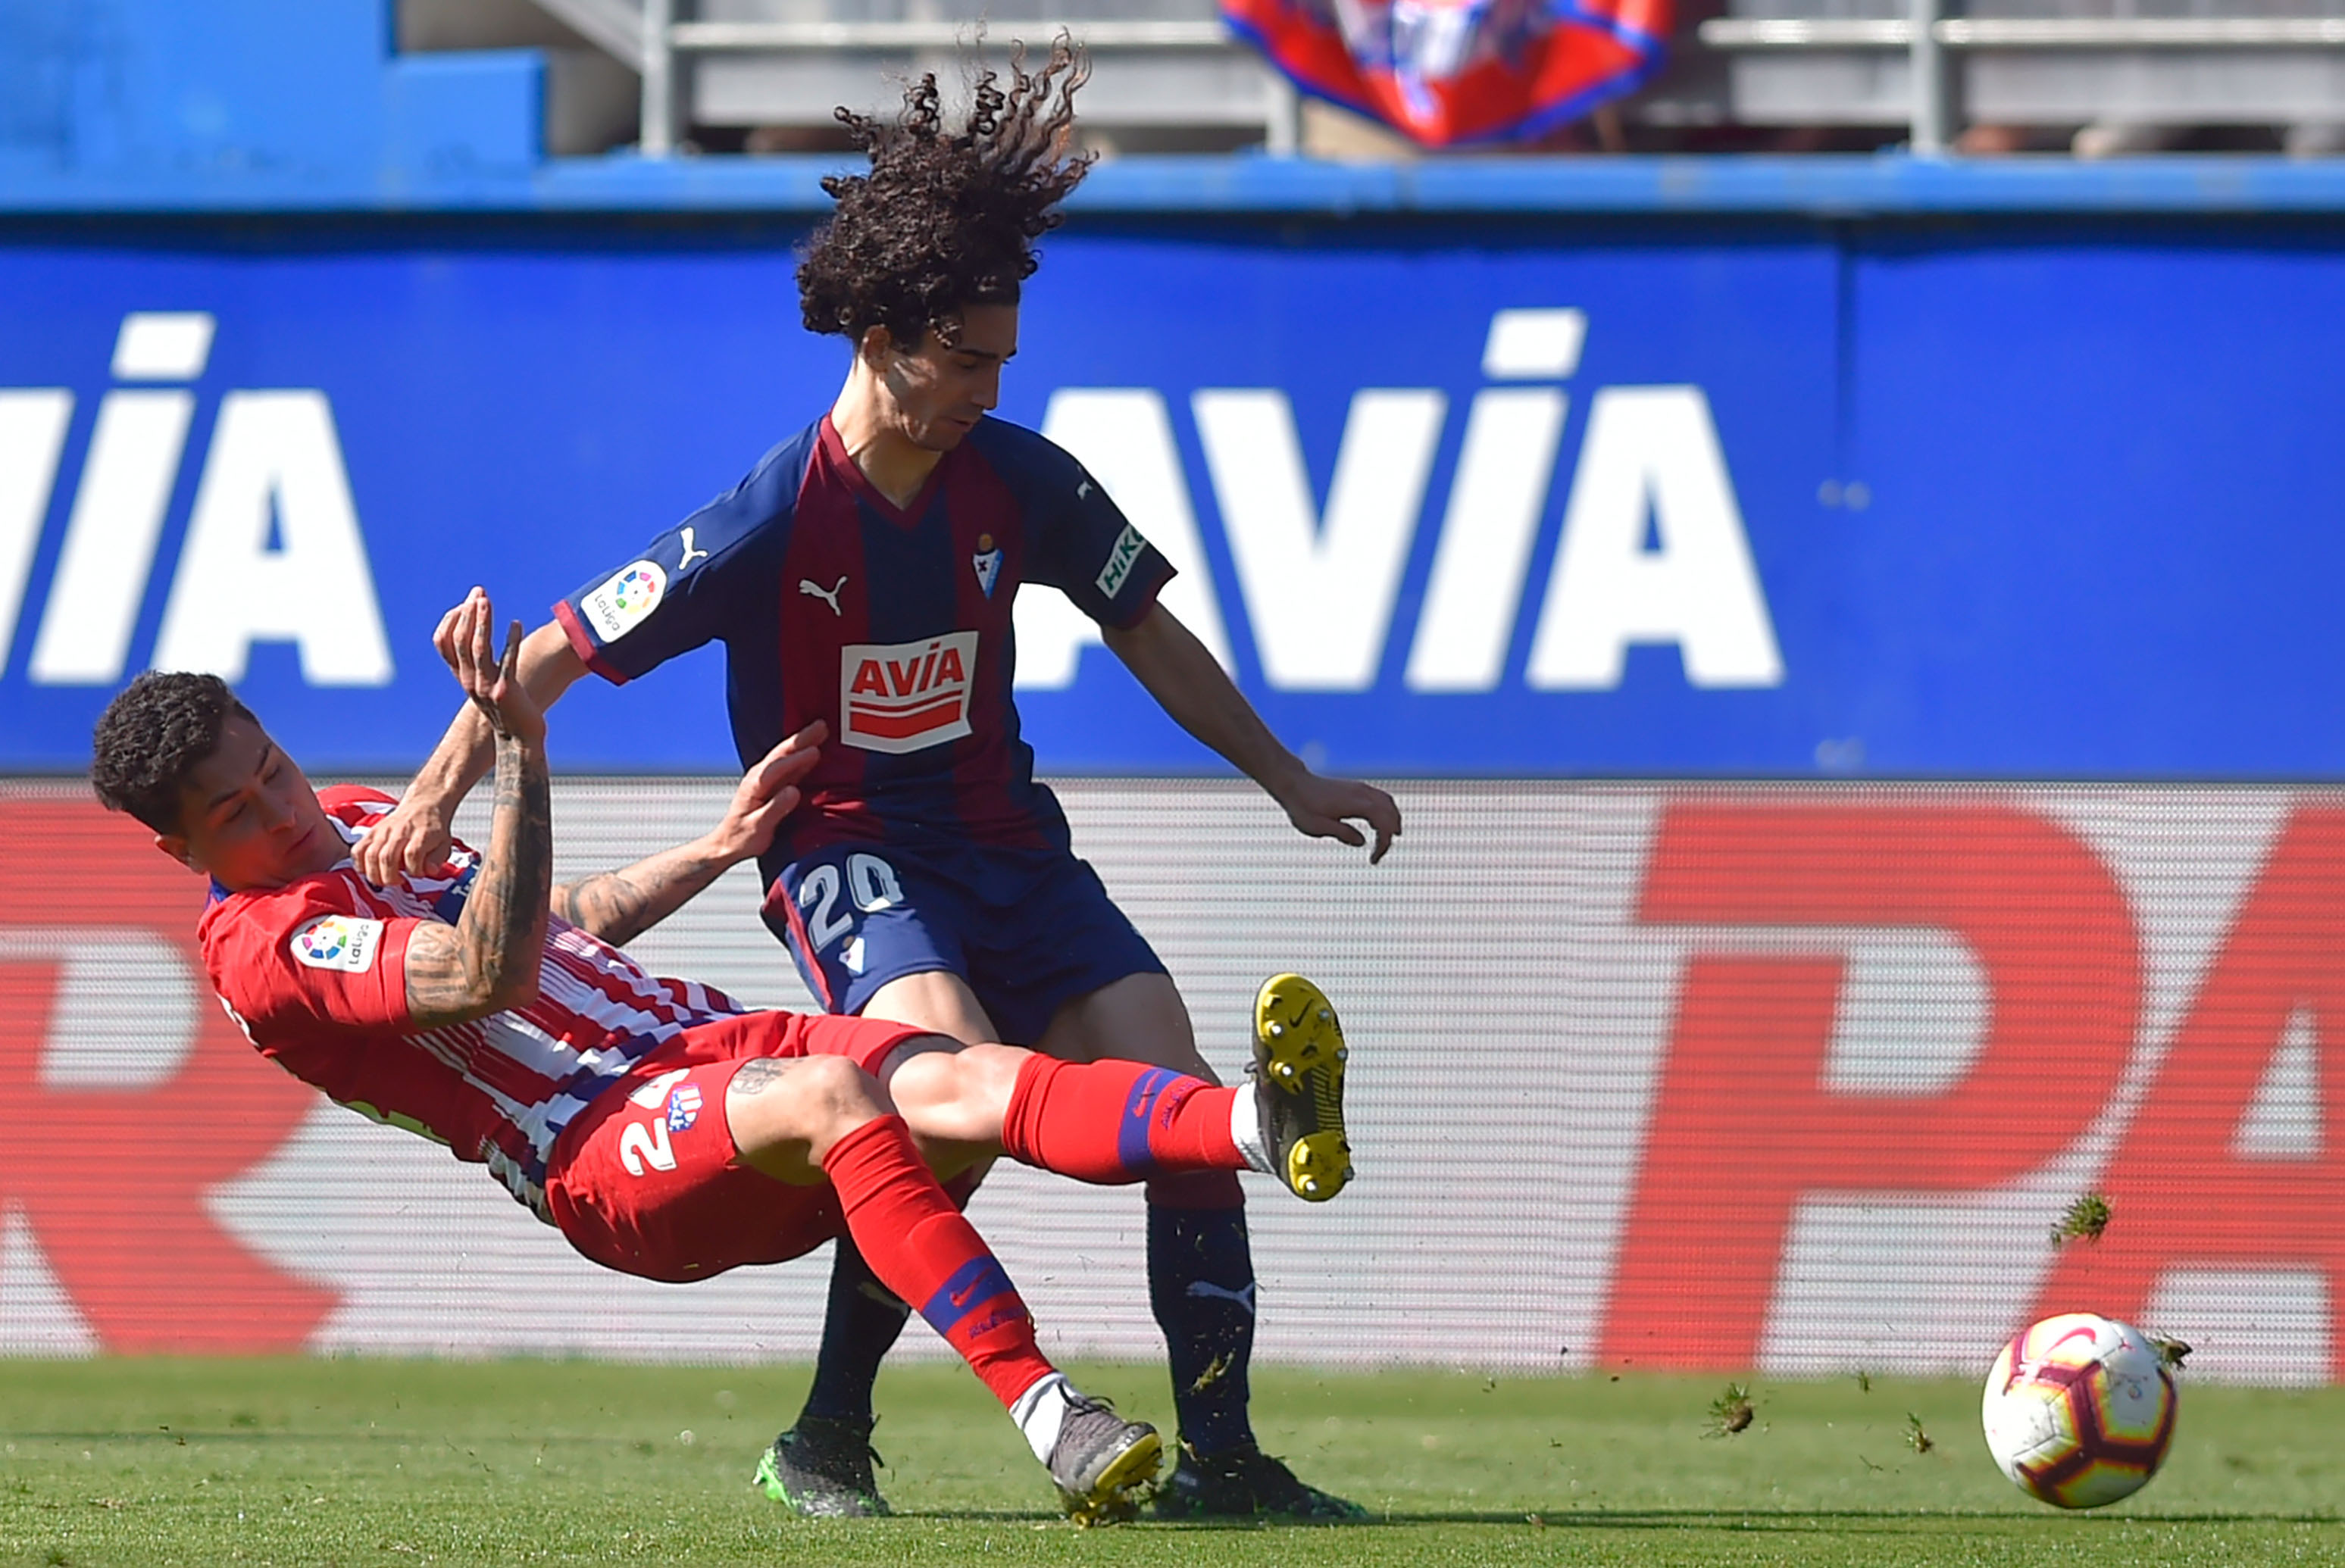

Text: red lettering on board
xmin=1599 ymin=801 xmax=2140 ymax=1370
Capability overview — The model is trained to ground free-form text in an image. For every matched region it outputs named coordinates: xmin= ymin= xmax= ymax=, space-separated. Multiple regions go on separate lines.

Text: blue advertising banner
xmin=1 ymin=222 xmax=2341 ymax=777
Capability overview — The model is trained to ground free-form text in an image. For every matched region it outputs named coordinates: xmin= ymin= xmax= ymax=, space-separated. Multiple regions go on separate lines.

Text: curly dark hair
xmin=798 ymin=38 xmax=1094 ymax=346
xmin=90 ymin=671 xmax=255 ymax=834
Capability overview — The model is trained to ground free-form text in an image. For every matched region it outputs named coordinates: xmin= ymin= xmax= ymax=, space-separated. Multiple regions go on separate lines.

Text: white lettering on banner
xmin=6 ymin=316 xmax=396 ymax=689
xmin=0 ymin=927 xmax=199 ymax=1091
xmin=1019 ymin=389 xmax=1234 ymax=688
xmin=1405 ymin=387 xmax=1571 ymax=692
xmin=1194 ymin=387 xmax=1445 ymax=692
xmin=28 ymin=389 xmax=196 ymax=684
xmin=1527 ymin=386 xmax=1784 ymax=690
xmin=112 ymin=313 xmax=217 ymax=382
xmin=152 ymin=392 xmax=394 ymax=685
xmin=1483 ymin=308 xmax=1587 ymax=380
xmin=0 ymin=392 xmax=72 ymax=665
xmin=840 ymin=631 xmax=978 ymax=754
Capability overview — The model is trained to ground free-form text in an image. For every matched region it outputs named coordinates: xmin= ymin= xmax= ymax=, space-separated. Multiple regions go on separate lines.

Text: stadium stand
xmin=393 ymin=0 xmax=2345 ymax=155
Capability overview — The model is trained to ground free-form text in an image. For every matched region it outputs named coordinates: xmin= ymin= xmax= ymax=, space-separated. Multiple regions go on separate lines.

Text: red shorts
xmin=544 ymin=1010 xmax=929 ymax=1283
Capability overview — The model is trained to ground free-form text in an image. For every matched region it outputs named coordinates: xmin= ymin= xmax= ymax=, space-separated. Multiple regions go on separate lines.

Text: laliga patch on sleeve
xmin=292 ymin=914 xmax=386 ymax=973
xmin=582 ymin=559 xmax=668 ymax=642
xmin=1094 ymin=524 xmax=1147 ymax=599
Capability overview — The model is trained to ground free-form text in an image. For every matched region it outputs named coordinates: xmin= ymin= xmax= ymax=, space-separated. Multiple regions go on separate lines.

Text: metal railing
xmin=636 ymin=5 xmax=1295 ymax=155
xmin=1699 ymin=9 xmax=2345 ymax=151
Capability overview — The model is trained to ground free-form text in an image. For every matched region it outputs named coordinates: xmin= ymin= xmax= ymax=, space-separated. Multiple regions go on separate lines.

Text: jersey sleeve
xmin=1020 ymin=437 xmax=1177 ymax=630
xmin=554 ymin=443 xmax=799 ymax=685
xmin=204 ymin=882 xmax=420 ymax=1038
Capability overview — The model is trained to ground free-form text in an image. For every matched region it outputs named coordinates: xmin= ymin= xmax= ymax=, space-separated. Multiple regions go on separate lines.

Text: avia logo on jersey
xmin=0 ymin=312 xmax=392 ymax=690
xmin=583 ymin=560 xmax=667 ymax=642
xmin=840 ymin=632 xmax=979 ymax=754
xmin=291 ymin=914 xmax=384 ymax=973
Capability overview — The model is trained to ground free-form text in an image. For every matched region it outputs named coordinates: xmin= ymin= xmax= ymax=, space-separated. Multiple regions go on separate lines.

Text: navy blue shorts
xmin=761 ymin=841 xmax=1168 ymax=1045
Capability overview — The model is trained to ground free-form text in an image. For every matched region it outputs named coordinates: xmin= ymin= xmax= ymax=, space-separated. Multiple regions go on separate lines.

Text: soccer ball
xmin=1981 ymin=1313 xmax=2178 ymax=1508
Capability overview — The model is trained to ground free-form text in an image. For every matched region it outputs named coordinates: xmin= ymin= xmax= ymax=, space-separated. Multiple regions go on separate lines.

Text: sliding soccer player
xmin=356 ymin=43 xmax=1397 ymax=1520
xmin=91 ymin=589 xmax=1355 ymax=1522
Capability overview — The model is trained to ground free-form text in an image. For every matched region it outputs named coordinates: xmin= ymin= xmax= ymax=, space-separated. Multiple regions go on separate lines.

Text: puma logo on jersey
xmin=1187 ymin=1280 xmax=1258 ymax=1314
xmin=677 ymin=527 xmax=710 ymax=569
xmin=839 ymin=631 xmax=978 ymax=754
xmin=799 ymin=576 xmax=847 ymax=616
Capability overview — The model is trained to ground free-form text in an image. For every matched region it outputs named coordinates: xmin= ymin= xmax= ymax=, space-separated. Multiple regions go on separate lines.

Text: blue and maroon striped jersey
xmin=554 ymin=414 xmax=1173 ymax=864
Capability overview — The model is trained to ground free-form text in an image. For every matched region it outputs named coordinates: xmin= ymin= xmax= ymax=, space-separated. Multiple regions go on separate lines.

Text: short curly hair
xmin=798 ymin=39 xmax=1093 ymax=347
xmin=90 ymin=671 xmax=254 ymax=834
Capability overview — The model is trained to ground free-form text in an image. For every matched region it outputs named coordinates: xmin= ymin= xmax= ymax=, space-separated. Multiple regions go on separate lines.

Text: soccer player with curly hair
xmin=98 ymin=590 xmax=1360 ymax=1523
xmin=360 ymin=42 xmax=1394 ymax=1522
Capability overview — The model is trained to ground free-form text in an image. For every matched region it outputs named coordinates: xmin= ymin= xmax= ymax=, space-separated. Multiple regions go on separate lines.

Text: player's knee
xmin=951 ymin=1043 xmax=1028 ymax=1119
xmin=796 ymin=1054 xmax=889 ymax=1131
xmin=724 ymin=1054 xmax=889 ymax=1177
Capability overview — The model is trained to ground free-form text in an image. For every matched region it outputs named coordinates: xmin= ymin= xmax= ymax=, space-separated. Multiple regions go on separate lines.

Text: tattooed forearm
xmin=549 ymin=869 xmax=655 ymax=948
xmin=549 ymin=839 xmax=733 ymax=948
xmin=404 ymin=733 xmax=553 ymax=1028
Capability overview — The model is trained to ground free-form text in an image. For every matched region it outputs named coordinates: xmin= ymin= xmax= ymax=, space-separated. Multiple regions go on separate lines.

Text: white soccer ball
xmin=1981 ymin=1312 xmax=2178 ymax=1509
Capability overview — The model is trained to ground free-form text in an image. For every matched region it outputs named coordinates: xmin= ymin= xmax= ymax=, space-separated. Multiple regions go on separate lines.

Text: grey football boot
xmin=1046 ymin=1395 xmax=1162 ymax=1525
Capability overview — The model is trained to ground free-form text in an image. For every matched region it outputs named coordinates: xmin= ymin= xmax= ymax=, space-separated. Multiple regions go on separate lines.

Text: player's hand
xmin=436 ymin=588 xmax=546 ymax=749
xmin=354 ymin=794 xmax=455 ymax=885
xmin=706 ymin=720 xmax=827 ymax=865
xmin=1277 ymin=770 xmax=1402 ymax=865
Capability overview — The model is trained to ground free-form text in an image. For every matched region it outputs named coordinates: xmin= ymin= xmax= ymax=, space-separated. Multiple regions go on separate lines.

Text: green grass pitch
xmin=1 ymin=1360 xmax=2339 ymax=1566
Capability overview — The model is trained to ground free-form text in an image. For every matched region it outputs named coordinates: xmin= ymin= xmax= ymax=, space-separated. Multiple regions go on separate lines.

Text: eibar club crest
xmin=972 ymin=534 xmax=1002 ymax=598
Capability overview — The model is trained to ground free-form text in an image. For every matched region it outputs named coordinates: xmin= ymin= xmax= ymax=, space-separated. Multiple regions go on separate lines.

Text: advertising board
xmin=4 ymin=226 xmax=2343 ymax=776
xmin=4 ymin=778 xmax=2334 ymax=1381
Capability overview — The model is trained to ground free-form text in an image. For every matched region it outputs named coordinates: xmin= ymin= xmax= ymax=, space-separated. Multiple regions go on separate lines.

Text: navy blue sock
xmin=1146 ymin=1190 xmax=1257 ymax=1457
xmin=798 ymin=1234 xmax=911 ymax=1429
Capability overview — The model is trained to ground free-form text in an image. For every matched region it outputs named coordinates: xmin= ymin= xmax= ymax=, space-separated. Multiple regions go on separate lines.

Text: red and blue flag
xmin=1223 ymin=0 xmax=1671 ymax=146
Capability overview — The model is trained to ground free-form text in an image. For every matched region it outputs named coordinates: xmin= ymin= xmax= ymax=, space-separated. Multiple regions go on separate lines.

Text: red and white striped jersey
xmin=199 ymin=786 xmax=743 ymax=1220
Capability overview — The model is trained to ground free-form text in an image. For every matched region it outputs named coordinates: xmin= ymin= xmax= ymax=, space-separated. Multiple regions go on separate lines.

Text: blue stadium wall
xmin=6 ymin=0 xmax=2345 ymax=1379
xmin=6 ymin=202 xmax=2345 ymax=777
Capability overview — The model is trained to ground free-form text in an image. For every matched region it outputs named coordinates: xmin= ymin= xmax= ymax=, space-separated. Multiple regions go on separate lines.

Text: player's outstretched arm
xmin=400 ymin=591 xmax=555 ymax=1030
xmin=353 ymin=620 xmax=586 ymax=886
xmin=1103 ymin=601 xmax=1402 ymax=864
xmin=550 ymin=720 xmax=827 ymax=948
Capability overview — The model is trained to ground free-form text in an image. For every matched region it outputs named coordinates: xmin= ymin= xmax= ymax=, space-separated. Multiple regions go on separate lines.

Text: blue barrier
xmin=3 ymin=219 xmax=2343 ymax=779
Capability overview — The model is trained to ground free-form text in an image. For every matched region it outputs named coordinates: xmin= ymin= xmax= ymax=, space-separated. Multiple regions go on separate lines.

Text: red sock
xmin=822 ymin=1115 xmax=1053 ymax=1410
xmin=999 ymin=1055 xmax=1245 ymax=1184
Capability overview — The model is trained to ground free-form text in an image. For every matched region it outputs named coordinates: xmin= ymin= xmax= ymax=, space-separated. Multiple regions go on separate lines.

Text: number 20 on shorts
xmin=796 ymin=852 xmax=905 ymax=952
